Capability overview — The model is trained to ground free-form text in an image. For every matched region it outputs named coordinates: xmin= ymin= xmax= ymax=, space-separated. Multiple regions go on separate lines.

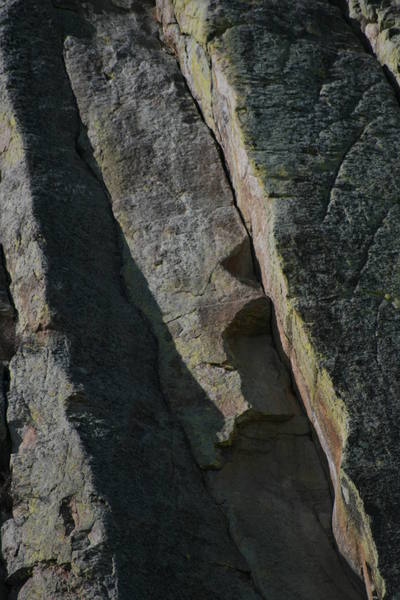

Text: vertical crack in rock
xmin=333 ymin=0 xmax=400 ymax=109
xmin=0 ymin=247 xmax=16 ymax=599
xmin=61 ymin=48 xmax=132 ymax=309
xmin=181 ymin=75 xmax=264 ymax=286
xmin=171 ymin=48 xmax=364 ymax=598
xmin=68 ymin=53 xmax=266 ymax=595
xmin=0 ymin=0 xmax=396 ymax=597
xmin=0 ymin=1 xmax=283 ymax=597
xmin=340 ymin=0 xmax=400 ymax=106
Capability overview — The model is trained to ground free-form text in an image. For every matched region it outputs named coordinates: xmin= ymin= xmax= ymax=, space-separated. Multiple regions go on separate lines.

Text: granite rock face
xmin=61 ymin=2 xmax=361 ymax=599
xmin=0 ymin=0 xmax=395 ymax=599
xmin=157 ymin=1 xmax=400 ymax=598
xmin=346 ymin=0 xmax=400 ymax=88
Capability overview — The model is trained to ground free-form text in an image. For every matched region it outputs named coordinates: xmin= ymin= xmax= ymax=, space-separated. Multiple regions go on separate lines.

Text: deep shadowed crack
xmin=0 ymin=247 xmax=18 ymax=599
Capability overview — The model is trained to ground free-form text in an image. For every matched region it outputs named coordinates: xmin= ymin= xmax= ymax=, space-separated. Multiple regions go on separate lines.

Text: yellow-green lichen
xmin=172 ymin=0 xmax=211 ymax=45
xmin=188 ymin=41 xmax=213 ymax=125
xmin=340 ymin=471 xmax=386 ymax=599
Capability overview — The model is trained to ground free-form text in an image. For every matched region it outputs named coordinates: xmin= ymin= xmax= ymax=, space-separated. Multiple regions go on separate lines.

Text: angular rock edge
xmin=61 ymin=1 xmax=362 ymax=598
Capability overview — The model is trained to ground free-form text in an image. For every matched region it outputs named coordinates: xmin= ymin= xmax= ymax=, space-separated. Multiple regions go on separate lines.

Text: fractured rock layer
xmin=0 ymin=0 xmax=363 ymax=598
xmin=157 ymin=0 xmax=400 ymax=598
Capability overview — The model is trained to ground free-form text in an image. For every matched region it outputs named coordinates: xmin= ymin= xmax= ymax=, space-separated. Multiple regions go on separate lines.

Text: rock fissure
xmin=323 ymin=124 xmax=367 ymax=222
xmin=335 ymin=0 xmax=400 ymax=107
xmin=156 ymin=6 xmax=367 ymax=599
xmin=51 ymin=2 xmax=366 ymax=598
xmin=0 ymin=246 xmax=17 ymax=599
xmin=176 ymin=59 xmax=263 ymax=282
xmin=66 ymin=66 xmax=133 ymax=309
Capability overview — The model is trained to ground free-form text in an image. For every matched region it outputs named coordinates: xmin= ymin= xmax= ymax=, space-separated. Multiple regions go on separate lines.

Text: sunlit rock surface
xmin=0 ymin=0 xmax=397 ymax=598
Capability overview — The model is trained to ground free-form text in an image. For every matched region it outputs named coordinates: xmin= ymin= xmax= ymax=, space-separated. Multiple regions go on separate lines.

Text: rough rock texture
xmin=346 ymin=0 xmax=400 ymax=89
xmin=61 ymin=2 xmax=362 ymax=598
xmin=0 ymin=1 xmax=263 ymax=597
xmin=157 ymin=1 xmax=400 ymax=598
xmin=1 ymin=0 xmax=400 ymax=597
xmin=0 ymin=0 xmax=365 ymax=599
xmin=0 ymin=0 xmax=363 ymax=599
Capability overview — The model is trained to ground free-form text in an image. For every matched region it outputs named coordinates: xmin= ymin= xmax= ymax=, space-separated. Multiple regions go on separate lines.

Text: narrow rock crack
xmin=0 ymin=247 xmax=18 ymax=599
xmin=60 ymin=16 xmax=265 ymax=598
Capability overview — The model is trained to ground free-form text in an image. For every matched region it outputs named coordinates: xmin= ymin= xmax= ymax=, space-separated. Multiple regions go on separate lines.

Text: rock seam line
xmin=333 ymin=0 xmax=400 ymax=106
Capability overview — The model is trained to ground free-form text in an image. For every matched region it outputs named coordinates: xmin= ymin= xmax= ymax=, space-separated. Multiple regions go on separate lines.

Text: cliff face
xmin=347 ymin=0 xmax=400 ymax=86
xmin=0 ymin=0 xmax=397 ymax=599
xmin=157 ymin=1 xmax=400 ymax=598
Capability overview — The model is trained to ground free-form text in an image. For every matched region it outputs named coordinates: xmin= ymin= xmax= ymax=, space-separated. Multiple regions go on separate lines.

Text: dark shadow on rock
xmin=0 ymin=3 xmax=250 ymax=599
xmin=0 ymin=1 xmax=366 ymax=598
xmin=222 ymin=297 xmax=298 ymax=420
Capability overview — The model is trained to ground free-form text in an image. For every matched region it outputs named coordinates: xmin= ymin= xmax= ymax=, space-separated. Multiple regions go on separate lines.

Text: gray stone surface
xmin=157 ymin=1 xmax=400 ymax=598
xmin=0 ymin=1 xmax=260 ymax=597
xmin=0 ymin=0 xmax=365 ymax=598
xmin=347 ymin=0 xmax=400 ymax=89
xmin=61 ymin=2 xmax=363 ymax=597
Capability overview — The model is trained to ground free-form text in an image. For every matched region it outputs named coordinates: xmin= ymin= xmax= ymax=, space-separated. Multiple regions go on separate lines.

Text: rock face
xmin=346 ymin=0 xmax=400 ymax=87
xmin=0 ymin=1 xmax=363 ymax=598
xmin=61 ymin=3 xmax=361 ymax=598
xmin=157 ymin=1 xmax=400 ymax=599
xmin=0 ymin=0 xmax=396 ymax=598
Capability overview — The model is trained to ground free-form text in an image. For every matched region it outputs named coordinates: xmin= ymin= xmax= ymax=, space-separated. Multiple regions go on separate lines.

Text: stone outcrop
xmin=0 ymin=1 xmax=361 ymax=598
xmin=157 ymin=1 xmax=400 ymax=599
xmin=0 ymin=0 xmax=363 ymax=598
xmin=0 ymin=0 xmax=397 ymax=598
xmin=61 ymin=2 xmax=362 ymax=598
xmin=346 ymin=0 xmax=400 ymax=89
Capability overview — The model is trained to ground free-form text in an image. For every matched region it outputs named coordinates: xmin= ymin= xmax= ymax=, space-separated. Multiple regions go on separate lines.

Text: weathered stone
xmin=0 ymin=1 xmax=263 ymax=597
xmin=157 ymin=1 xmax=400 ymax=598
xmin=58 ymin=2 xmax=363 ymax=599
xmin=0 ymin=0 xmax=365 ymax=598
xmin=346 ymin=0 xmax=400 ymax=90
xmin=0 ymin=0 xmax=396 ymax=597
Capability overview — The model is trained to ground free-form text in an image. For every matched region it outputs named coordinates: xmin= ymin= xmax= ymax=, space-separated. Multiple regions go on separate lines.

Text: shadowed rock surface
xmin=0 ymin=0 xmax=395 ymax=598
xmin=0 ymin=1 xmax=264 ymax=597
xmin=157 ymin=1 xmax=400 ymax=598
xmin=61 ymin=2 xmax=362 ymax=598
xmin=346 ymin=0 xmax=400 ymax=91
xmin=0 ymin=0 xmax=365 ymax=598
